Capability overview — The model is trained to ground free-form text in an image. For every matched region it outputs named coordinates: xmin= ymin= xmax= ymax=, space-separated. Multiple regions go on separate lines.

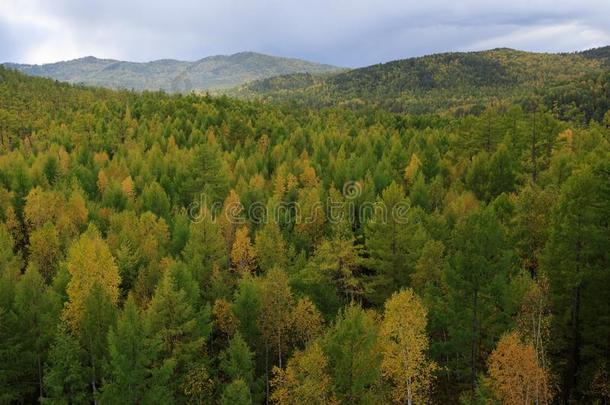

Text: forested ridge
xmin=0 ymin=65 xmax=609 ymax=404
xmin=233 ymin=47 xmax=610 ymax=118
xmin=4 ymin=52 xmax=343 ymax=93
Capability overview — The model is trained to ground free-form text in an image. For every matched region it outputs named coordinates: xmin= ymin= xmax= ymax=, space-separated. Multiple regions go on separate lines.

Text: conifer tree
xmin=103 ymin=296 xmax=173 ymax=404
xmin=322 ymin=304 xmax=382 ymax=403
xmin=43 ymin=323 xmax=89 ymax=404
xmin=146 ymin=266 xmax=211 ymax=399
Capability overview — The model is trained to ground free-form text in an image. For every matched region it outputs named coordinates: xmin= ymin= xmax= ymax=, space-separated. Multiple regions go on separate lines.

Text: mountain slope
xmin=4 ymin=52 xmax=344 ymax=92
xmin=234 ymin=47 xmax=610 ymax=115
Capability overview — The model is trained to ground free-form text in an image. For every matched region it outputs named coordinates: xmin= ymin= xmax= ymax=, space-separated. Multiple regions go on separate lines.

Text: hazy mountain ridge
xmin=233 ymin=46 xmax=610 ymax=115
xmin=3 ymin=52 xmax=344 ymax=91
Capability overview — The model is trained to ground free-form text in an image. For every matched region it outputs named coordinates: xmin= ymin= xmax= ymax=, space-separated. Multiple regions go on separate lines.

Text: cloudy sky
xmin=1 ymin=0 xmax=609 ymax=67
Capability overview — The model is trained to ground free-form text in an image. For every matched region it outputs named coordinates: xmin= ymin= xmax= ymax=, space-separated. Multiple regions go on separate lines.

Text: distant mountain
xmin=3 ymin=52 xmax=345 ymax=92
xmin=233 ymin=47 xmax=610 ymax=115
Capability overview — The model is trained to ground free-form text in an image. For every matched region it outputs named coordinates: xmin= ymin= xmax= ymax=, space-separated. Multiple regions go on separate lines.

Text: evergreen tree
xmin=43 ymin=324 xmax=89 ymax=404
xmin=219 ymin=332 xmax=255 ymax=389
xmin=102 ymin=296 xmax=173 ymax=404
xmin=543 ymin=162 xmax=610 ymax=401
xmin=13 ymin=266 xmax=61 ymax=401
xmin=364 ymin=182 xmax=428 ymax=304
xmin=321 ymin=304 xmax=382 ymax=403
xmin=221 ymin=377 xmax=252 ymax=405
xmin=146 ymin=266 xmax=211 ymax=399
xmin=446 ymin=206 xmax=517 ymax=392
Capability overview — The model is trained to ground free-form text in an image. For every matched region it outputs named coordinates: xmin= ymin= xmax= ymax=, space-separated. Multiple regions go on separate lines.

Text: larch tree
xmin=27 ymin=222 xmax=61 ymax=283
xmin=219 ymin=189 xmax=245 ymax=259
xmin=542 ymin=161 xmax=610 ymax=401
xmin=321 ymin=304 xmax=383 ymax=404
xmin=219 ymin=332 xmax=255 ymax=391
xmin=182 ymin=205 xmax=226 ymax=296
xmin=146 ymin=266 xmax=211 ymax=399
xmin=230 ymin=226 xmax=257 ymax=276
xmin=213 ymin=298 xmax=239 ymax=345
xmin=446 ymin=206 xmax=515 ymax=391
xmin=365 ymin=181 xmax=428 ymax=305
xmin=63 ymin=225 xmax=121 ymax=331
xmin=258 ymin=268 xmax=294 ymax=394
xmin=380 ymin=288 xmax=435 ymax=405
xmin=43 ymin=323 xmax=89 ymax=404
xmin=254 ymin=221 xmax=287 ymax=273
xmin=221 ymin=377 xmax=252 ymax=405
xmin=13 ymin=265 xmax=61 ymax=400
xmin=102 ymin=295 xmax=173 ymax=404
xmin=290 ymin=297 xmax=324 ymax=348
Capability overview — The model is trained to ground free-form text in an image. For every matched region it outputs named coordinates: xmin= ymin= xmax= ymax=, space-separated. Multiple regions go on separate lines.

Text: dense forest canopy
xmin=0 ymin=64 xmax=608 ymax=404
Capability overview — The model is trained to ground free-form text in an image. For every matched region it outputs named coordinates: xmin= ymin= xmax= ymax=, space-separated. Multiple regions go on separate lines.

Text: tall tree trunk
xmin=265 ymin=343 xmax=270 ymax=405
xmin=37 ymin=354 xmax=43 ymax=402
xmin=471 ymin=289 xmax=479 ymax=391
xmin=531 ymin=112 xmax=538 ymax=183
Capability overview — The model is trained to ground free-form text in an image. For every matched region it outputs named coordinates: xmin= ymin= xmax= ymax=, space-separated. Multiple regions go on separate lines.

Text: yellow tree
xmin=404 ymin=153 xmax=422 ymax=185
xmin=57 ymin=188 xmax=89 ymax=243
xmin=487 ymin=331 xmax=552 ymax=405
xmin=271 ymin=342 xmax=337 ymax=405
xmin=290 ymin=297 xmax=324 ymax=348
xmin=219 ymin=189 xmax=244 ymax=259
xmin=380 ymin=288 xmax=435 ymax=404
xmin=23 ymin=187 xmax=61 ymax=231
xmin=64 ymin=225 xmax=121 ymax=330
xmin=295 ymin=187 xmax=325 ymax=252
xmin=230 ymin=226 xmax=257 ymax=276
xmin=28 ymin=222 xmax=61 ymax=282
xmin=213 ymin=298 xmax=239 ymax=343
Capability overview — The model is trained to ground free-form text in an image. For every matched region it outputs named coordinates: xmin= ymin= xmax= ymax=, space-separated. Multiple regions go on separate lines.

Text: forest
xmin=0 ymin=65 xmax=609 ymax=404
xmin=234 ymin=47 xmax=610 ymax=119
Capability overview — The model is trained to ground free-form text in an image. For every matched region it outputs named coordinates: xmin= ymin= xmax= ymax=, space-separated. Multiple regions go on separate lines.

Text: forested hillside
xmin=4 ymin=52 xmax=343 ymax=92
xmin=0 ymin=66 xmax=609 ymax=404
xmin=234 ymin=47 xmax=610 ymax=117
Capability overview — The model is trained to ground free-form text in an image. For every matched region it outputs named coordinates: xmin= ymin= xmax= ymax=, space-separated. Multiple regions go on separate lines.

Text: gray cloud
xmin=1 ymin=0 xmax=609 ymax=67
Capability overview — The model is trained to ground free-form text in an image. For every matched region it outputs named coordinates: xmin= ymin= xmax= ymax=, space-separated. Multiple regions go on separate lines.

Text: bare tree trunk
xmin=265 ymin=343 xmax=270 ymax=405
xmin=471 ymin=289 xmax=479 ymax=391
xmin=531 ymin=112 xmax=538 ymax=183
xmin=37 ymin=354 xmax=43 ymax=402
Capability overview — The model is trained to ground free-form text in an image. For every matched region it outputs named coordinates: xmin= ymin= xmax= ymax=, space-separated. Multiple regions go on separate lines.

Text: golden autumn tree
xmin=23 ymin=187 xmax=61 ymax=231
xmin=404 ymin=153 xmax=422 ymax=185
xmin=230 ymin=226 xmax=257 ymax=276
xmin=487 ymin=331 xmax=552 ymax=405
xmin=64 ymin=225 xmax=121 ymax=330
xmin=271 ymin=342 xmax=337 ymax=405
xmin=219 ymin=189 xmax=244 ymax=259
xmin=290 ymin=297 xmax=324 ymax=348
xmin=121 ymin=175 xmax=135 ymax=199
xmin=28 ymin=221 xmax=61 ymax=282
xmin=380 ymin=288 xmax=435 ymax=405
xmin=213 ymin=298 xmax=239 ymax=343
xmin=295 ymin=187 xmax=325 ymax=252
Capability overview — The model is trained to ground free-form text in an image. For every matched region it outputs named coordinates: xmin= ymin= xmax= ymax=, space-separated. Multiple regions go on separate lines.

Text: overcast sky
xmin=1 ymin=0 xmax=609 ymax=67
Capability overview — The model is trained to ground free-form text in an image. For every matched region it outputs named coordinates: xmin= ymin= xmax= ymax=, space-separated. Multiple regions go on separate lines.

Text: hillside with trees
xmin=234 ymin=47 xmax=610 ymax=117
xmin=4 ymin=52 xmax=344 ymax=92
xmin=0 ymin=65 xmax=608 ymax=404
